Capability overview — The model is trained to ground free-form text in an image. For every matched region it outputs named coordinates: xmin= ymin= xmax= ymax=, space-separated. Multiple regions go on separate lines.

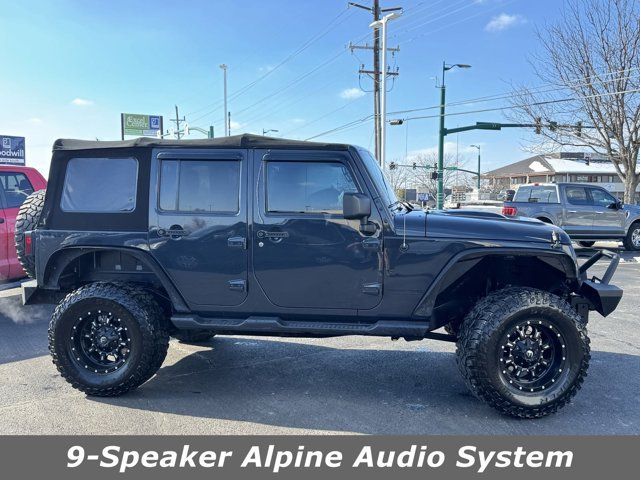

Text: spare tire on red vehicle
xmin=15 ymin=189 xmax=46 ymax=279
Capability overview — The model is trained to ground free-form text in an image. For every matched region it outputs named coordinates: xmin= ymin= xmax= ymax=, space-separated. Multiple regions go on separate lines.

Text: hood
xmin=427 ymin=210 xmax=571 ymax=244
xmin=393 ymin=209 xmax=570 ymax=245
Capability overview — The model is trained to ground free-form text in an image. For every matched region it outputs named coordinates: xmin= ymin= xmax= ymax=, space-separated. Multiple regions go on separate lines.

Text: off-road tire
xmin=456 ymin=287 xmax=590 ymax=419
xmin=623 ymin=221 xmax=640 ymax=251
xmin=173 ymin=330 xmax=216 ymax=344
xmin=14 ymin=189 xmax=46 ymax=278
xmin=577 ymin=241 xmax=595 ymax=248
xmin=49 ymin=282 xmax=170 ymax=396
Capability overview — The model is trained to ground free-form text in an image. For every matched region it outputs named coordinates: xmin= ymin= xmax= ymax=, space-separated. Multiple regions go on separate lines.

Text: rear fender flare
xmin=42 ymin=246 xmax=190 ymax=312
xmin=412 ymin=247 xmax=579 ymax=318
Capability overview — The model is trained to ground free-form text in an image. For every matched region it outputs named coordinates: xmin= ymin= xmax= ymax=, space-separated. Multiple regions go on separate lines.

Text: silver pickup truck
xmin=502 ymin=182 xmax=640 ymax=250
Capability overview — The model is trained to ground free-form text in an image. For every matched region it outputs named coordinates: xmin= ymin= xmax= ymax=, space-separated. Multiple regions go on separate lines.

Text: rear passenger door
xmin=149 ymin=149 xmax=248 ymax=308
xmin=562 ymin=185 xmax=594 ymax=235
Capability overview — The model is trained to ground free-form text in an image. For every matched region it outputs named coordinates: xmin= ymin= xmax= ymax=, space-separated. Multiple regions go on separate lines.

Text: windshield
xmin=356 ymin=147 xmax=398 ymax=210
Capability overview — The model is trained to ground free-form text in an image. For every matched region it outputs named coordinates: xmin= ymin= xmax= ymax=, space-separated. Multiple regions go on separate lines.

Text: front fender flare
xmin=412 ymin=247 xmax=579 ymax=318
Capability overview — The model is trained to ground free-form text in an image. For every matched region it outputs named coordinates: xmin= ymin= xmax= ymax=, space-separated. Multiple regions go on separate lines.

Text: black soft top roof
xmin=53 ymin=134 xmax=350 ymax=151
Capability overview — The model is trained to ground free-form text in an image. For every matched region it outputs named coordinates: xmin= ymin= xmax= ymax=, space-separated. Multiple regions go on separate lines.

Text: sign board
xmin=0 ymin=135 xmax=25 ymax=165
xmin=121 ymin=113 xmax=163 ymax=138
xmin=404 ymin=188 xmax=417 ymax=202
xmin=417 ymin=192 xmax=429 ymax=202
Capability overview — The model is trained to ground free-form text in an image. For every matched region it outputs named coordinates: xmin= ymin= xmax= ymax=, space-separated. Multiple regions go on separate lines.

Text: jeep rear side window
xmin=159 ymin=160 xmax=240 ymax=213
xmin=61 ymin=157 xmax=138 ymax=213
xmin=266 ymin=161 xmax=358 ymax=215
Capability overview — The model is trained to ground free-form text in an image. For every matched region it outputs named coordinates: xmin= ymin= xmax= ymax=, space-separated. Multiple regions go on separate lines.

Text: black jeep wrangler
xmin=17 ymin=135 xmax=622 ymax=418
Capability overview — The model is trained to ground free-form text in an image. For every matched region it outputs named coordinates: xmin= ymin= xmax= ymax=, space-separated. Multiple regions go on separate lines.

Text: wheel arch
xmin=413 ymin=247 xmax=580 ymax=329
xmin=42 ymin=246 xmax=189 ymax=313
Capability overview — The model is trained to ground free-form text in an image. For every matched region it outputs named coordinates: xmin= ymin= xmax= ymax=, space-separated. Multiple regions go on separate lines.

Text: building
xmin=483 ymin=152 xmax=638 ymax=201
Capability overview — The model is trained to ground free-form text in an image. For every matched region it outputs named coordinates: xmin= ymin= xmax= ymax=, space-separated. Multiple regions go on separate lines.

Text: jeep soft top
xmin=16 ymin=134 xmax=622 ymax=418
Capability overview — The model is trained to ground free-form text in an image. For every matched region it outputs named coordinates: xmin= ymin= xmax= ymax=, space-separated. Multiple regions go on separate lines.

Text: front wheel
xmin=623 ymin=222 xmax=640 ymax=251
xmin=49 ymin=282 xmax=169 ymax=396
xmin=456 ymin=287 xmax=590 ymax=418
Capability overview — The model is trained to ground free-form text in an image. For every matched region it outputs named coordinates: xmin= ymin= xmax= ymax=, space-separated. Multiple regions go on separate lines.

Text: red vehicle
xmin=0 ymin=165 xmax=46 ymax=281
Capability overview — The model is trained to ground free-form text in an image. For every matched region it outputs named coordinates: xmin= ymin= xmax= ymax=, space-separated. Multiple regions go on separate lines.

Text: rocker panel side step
xmin=170 ymin=315 xmax=429 ymax=338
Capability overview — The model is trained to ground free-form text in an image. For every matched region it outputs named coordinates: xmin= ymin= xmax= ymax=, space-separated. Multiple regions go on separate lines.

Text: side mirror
xmin=343 ymin=193 xmax=371 ymax=220
xmin=609 ymin=200 xmax=623 ymax=209
xmin=343 ymin=193 xmax=376 ymax=234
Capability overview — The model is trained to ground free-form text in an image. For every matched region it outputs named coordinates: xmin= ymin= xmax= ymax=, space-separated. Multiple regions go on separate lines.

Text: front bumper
xmin=576 ymin=250 xmax=623 ymax=317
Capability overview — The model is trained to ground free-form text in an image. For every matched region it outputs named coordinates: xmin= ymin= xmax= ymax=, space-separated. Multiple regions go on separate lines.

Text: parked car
xmin=502 ymin=183 xmax=640 ymax=249
xmin=0 ymin=165 xmax=46 ymax=281
xmin=497 ymin=189 xmax=515 ymax=201
xmin=19 ymin=135 xmax=621 ymax=418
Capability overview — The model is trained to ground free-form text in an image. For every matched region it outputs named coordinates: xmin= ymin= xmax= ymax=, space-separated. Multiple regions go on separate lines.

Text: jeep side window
xmin=565 ymin=186 xmax=589 ymax=205
xmin=61 ymin=157 xmax=138 ymax=212
xmin=0 ymin=172 xmax=34 ymax=208
xmin=266 ymin=161 xmax=358 ymax=215
xmin=159 ymin=159 xmax=240 ymax=213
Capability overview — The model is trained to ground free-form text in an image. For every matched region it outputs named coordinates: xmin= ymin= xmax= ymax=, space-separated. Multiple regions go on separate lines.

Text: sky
xmin=0 ymin=0 xmax=569 ymax=177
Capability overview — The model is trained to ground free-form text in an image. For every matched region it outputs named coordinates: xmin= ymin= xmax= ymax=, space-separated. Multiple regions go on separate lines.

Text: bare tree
xmin=409 ymin=151 xmax=474 ymax=198
xmin=510 ymin=0 xmax=640 ymax=202
xmin=384 ymin=158 xmax=410 ymax=197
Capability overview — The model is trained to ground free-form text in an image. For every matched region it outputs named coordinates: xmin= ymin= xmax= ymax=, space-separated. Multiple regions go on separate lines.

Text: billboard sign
xmin=121 ymin=113 xmax=163 ymax=138
xmin=0 ymin=135 xmax=25 ymax=165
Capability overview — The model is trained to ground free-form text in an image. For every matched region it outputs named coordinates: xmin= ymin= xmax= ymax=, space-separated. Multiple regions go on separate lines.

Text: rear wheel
xmin=49 ymin=282 xmax=169 ymax=396
xmin=456 ymin=287 xmax=590 ymax=418
xmin=14 ymin=189 xmax=46 ymax=278
xmin=623 ymin=222 xmax=640 ymax=251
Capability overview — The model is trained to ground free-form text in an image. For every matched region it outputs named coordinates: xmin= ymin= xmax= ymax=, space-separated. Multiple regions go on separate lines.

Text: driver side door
xmin=251 ymin=150 xmax=384 ymax=311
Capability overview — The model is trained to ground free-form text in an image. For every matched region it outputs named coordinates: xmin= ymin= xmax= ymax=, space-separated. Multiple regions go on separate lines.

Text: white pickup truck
xmin=502 ymin=182 xmax=640 ymax=250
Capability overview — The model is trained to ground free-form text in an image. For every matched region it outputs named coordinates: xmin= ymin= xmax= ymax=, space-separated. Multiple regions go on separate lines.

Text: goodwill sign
xmin=0 ymin=135 xmax=26 ymax=165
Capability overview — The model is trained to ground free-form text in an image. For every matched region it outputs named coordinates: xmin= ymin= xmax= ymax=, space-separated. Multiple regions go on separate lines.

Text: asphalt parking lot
xmin=1 ymin=250 xmax=638 ymax=435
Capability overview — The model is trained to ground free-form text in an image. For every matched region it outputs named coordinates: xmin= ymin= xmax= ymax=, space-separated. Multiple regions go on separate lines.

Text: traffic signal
xmin=389 ymin=162 xmax=397 ymax=170
xmin=431 ymin=171 xmax=438 ymax=180
xmin=575 ymin=121 xmax=582 ymax=137
xmin=535 ymin=117 xmax=542 ymax=134
xmin=412 ymin=162 xmax=417 ymax=170
xmin=549 ymin=121 xmax=558 ymax=132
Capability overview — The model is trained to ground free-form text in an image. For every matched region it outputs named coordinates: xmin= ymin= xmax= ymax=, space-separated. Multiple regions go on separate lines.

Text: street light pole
xmin=370 ymin=11 xmax=402 ymax=170
xmin=220 ymin=64 xmax=228 ymax=136
xmin=470 ymin=144 xmax=481 ymax=190
xmin=436 ymin=62 xmax=471 ymax=209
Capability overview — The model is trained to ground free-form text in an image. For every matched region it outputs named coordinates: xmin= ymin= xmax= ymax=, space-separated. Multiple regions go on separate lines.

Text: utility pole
xmin=220 ymin=64 xmax=228 ymax=136
xmin=171 ymin=105 xmax=185 ymax=140
xmin=349 ymin=1 xmax=401 ymax=163
xmin=371 ymin=11 xmax=402 ymax=170
xmin=228 ymin=112 xmax=231 ymax=136
xmin=470 ymin=144 xmax=481 ymax=190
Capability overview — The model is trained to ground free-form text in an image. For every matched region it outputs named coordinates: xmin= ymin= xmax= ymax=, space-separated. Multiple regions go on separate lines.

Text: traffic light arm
xmin=442 ymin=121 xmax=595 ymax=136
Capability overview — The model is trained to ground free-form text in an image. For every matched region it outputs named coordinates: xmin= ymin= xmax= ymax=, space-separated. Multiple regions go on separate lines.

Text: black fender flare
xmin=412 ymin=247 xmax=579 ymax=318
xmin=42 ymin=246 xmax=190 ymax=312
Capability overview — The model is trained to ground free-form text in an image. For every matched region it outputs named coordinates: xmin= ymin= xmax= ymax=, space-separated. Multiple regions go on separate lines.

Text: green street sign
xmin=121 ymin=113 xmax=163 ymax=138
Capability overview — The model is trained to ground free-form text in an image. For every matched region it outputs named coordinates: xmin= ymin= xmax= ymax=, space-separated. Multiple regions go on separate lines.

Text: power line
xmin=184 ymin=7 xmax=354 ymax=119
xmin=306 ymin=86 xmax=640 ymax=140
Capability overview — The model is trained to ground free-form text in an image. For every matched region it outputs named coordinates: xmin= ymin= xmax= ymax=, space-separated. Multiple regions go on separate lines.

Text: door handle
xmin=227 ymin=236 xmax=246 ymax=249
xmin=362 ymin=237 xmax=381 ymax=250
xmin=567 ymin=210 xmax=577 ymax=213
xmin=595 ymin=211 xmax=604 ymax=214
